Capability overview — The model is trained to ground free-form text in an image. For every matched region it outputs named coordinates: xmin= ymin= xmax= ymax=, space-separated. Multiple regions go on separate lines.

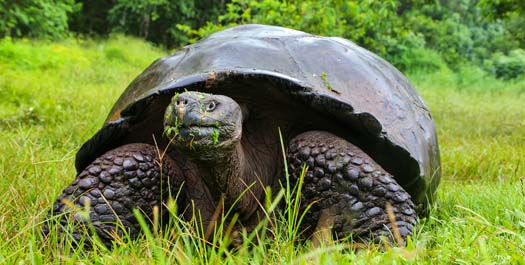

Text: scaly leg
xmin=43 ymin=143 xmax=183 ymax=247
xmin=287 ymin=131 xmax=417 ymax=244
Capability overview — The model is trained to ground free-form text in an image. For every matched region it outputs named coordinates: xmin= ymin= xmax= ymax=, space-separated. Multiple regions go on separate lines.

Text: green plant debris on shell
xmin=320 ymin=72 xmax=340 ymax=94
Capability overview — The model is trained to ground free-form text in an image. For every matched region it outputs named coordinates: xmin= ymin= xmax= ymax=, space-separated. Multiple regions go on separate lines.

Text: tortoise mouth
xmin=171 ymin=125 xmax=241 ymax=156
xmin=178 ymin=124 xmax=220 ymax=131
xmin=165 ymin=118 xmax=240 ymax=151
xmin=178 ymin=125 xmax=220 ymax=139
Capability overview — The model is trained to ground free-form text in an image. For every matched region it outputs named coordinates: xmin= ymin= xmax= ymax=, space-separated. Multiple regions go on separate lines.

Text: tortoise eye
xmin=206 ymin=101 xmax=217 ymax=112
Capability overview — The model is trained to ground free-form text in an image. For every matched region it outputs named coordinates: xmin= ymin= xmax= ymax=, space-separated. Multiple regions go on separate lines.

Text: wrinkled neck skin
xmin=190 ymin=137 xmax=274 ymax=221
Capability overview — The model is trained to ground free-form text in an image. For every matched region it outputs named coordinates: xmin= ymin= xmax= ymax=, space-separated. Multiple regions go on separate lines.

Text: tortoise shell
xmin=76 ymin=24 xmax=440 ymax=209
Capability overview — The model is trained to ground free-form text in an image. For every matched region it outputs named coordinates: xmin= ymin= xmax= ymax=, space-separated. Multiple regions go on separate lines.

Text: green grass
xmin=1 ymin=36 xmax=524 ymax=263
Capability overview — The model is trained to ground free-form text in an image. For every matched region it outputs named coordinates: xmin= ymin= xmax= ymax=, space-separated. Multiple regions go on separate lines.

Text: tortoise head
xmin=163 ymin=91 xmax=243 ymax=159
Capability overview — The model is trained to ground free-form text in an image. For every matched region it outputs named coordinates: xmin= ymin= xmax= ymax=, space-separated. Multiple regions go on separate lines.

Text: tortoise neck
xmin=196 ymin=141 xmax=268 ymax=218
xmin=208 ymin=144 xmax=243 ymax=194
xmin=194 ymin=143 xmax=244 ymax=200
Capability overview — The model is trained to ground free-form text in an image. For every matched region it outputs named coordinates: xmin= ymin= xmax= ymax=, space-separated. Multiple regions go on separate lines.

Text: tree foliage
xmin=0 ymin=0 xmax=79 ymax=39
xmin=69 ymin=0 xmax=226 ymax=48
xmin=479 ymin=0 xmax=525 ymax=49
xmin=0 ymin=0 xmax=523 ymax=78
xmin=177 ymin=0 xmax=523 ymax=75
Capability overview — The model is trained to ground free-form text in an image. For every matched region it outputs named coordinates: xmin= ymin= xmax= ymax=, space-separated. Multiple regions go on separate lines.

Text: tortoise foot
xmin=43 ymin=143 xmax=182 ymax=248
xmin=287 ymin=131 xmax=417 ymax=245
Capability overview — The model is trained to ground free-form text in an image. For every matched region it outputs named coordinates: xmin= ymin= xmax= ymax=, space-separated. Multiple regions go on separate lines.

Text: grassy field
xmin=0 ymin=36 xmax=524 ymax=264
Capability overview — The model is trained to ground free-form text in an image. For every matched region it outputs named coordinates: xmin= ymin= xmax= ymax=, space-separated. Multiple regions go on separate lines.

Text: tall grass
xmin=410 ymin=67 xmax=525 ymax=182
xmin=1 ymin=37 xmax=524 ymax=263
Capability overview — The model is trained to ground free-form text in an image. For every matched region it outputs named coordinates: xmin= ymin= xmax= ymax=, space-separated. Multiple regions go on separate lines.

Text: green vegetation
xmin=1 ymin=2 xmax=525 ymax=263
xmin=2 ymin=0 xmax=525 ymax=79
xmin=0 ymin=34 xmax=524 ymax=263
xmin=0 ymin=0 xmax=79 ymax=39
xmin=0 ymin=0 xmax=227 ymax=47
xmin=185 ymin=0 xmax=525 ymax=76
xmin=211 ymin=129 xmax=220 ymax=145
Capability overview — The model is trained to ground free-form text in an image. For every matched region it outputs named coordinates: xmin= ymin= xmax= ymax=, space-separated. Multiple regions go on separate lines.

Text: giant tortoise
xmin=44 ymin=24 xmax=440 ymax=246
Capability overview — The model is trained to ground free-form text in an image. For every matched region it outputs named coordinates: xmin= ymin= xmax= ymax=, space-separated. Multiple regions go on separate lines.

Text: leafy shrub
xmin=392 ymin=48 xmax=447 ymax=73
xmin=98 ymin=0 xmax=226 ymax=48
xmin=176 ymin=0 xmax=521 ymax=74
xmin=0 ymin=0 xmax=79 ymax=39
xmin=486 ymin=49 xmax=525 ymax=79
xmin=2 ymin=0 xmax=524 ymax=79
xmin=177 ymin=0 xmax=423 ymax=70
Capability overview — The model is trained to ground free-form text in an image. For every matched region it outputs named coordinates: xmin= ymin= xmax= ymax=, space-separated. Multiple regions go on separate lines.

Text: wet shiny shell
xmin=75 ymin=24 xmax=440 ymax=208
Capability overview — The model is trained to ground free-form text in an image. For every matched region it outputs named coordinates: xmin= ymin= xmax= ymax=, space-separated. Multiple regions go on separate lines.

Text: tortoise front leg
xmin=286 ymin=131 xmax=417 ymax=245
xmin=43 ymin=143 xmax=183 ymax=247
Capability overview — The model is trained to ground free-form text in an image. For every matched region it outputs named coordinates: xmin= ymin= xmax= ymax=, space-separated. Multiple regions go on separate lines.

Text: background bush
xmin=0 ymin=0 xmax=79 ymax=39
xmin=486 ymin=49 xmax=525 ymax=79
xmin=177 ymin=0 xmax=524 ymax=77
xmin=1 ymin=0 xmax=524 ymax=79
xmin=69 ymin=0 xmax=227 ymax=48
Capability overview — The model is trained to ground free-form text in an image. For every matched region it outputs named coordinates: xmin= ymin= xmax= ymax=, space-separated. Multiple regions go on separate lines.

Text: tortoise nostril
xmin=184 ymin=100 xmax=188 ymax=104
